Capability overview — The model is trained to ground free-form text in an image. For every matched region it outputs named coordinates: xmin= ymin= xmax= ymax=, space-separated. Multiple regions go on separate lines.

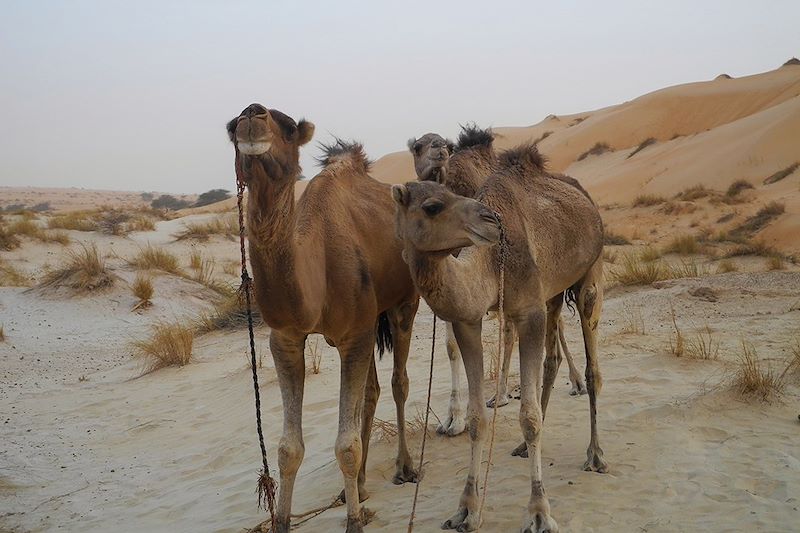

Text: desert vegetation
xmin=675 ymin=184 xmax=714 ymax=201
xmin=128 ymin=245 xmax=181 ymax=274
xmin=627 ymin=137 xmax=657 ymax=158
xmin=603 ymin=229 xmax=630 ymax=245
xmin=731 ymin=341 xmax=784 ymax=401
xmin=132 ymin=321 xmax=194 ymax=373
xmin=173 ymin=215 xmax=238 ymax=241
xmin=731 ymin=201 xmax=785 ymax=237
xmin=131 ymin=274 xmax=154 ymax=310
xmin=663 ymin=234 xmax=699 ymax=255
xmin=632 ymin=194 xmax=666 ymax=207
xmin=725 ymin=179 xmax=754 ymax=197
xmin=762 ymin=162 xmax=798 ymax=185
xmin=39 ymin=243 xmax=114 ymax=291
xmin=577 ymin=141 xmax=611 ymax=161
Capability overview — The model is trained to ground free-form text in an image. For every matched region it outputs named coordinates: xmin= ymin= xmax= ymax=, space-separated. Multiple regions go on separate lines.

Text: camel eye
xmin=413 ymin=143 xmax=423 ymax=155
xmin=421 ymin=201 xmax=444 ymax=216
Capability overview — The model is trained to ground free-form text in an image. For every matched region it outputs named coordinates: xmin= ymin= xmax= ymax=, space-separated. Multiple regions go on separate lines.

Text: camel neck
xmin=406 ymin=245 xmax=497 ymax=323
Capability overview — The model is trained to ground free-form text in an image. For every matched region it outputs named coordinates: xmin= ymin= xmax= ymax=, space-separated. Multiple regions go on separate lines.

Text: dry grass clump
xmin=195 ymin=293 xmax=262 ymax=334
xmin=723 ymin=239 xmax=779 ymax=258
xmin=0 ymin=221 xmax=21 ymax=250
xmin=627 ymin=137 xmax=657 ymax=159
xmin=731 ymin=202 xmax=785 ymax=237
xmin=48 ymin=212 xmax=98 ymax=232
xmin=675 ymin=184 xmax=714 ymax=201
xmin=576 ymin=142 xmax=611 ymax=162
xmin=0 ymin=258 xmax=29 ymax=286
xmin=173 ymin=215 xmax=238 ymax=241
xmin=602 ymin=248 xmax=618 ymax=264
xmin=126 ymin=215 xmax=156 ymax=232
xmin=532 ymin=131 xmax=553 ymax=146
xmin=1 ymin=217 xmax=70 ymax=246
xmin=189 ymin=250 xmax=203 ymax=270
xmin=763 ymin=162 xmax=798 ymax=185
xmin=684 ymin=325 xmax=719 ymax=360
xmin=189 ymin=258 xmax=234 ymax=296
xmin=716 ymin=259 xmax=738 ymax=273
xmin=128 ymin=245 xmax=181 ymax=274
xmin=97 ymin=210 xmax=131 ymax=235
xmin=618 ymin=307 xmax=645 ymax=335
xmin=668 ymin=304 xmax=684 ymax=357
xmin=663 ymin=234 xmax=698 ymax=255
xmin=725 ymin=179 xmax=754 ymax=197
xmin=132 ymin=321 xmax=194 ymax=373
xmin=668 ymin=259 xmax=709 ymax=278
xmin=306 ymin=338 xmax=322 ymax=375
xmin=609 ymin=253 xmax=670 ymax=286
xmin=603 ymin=229 xmax=630 ymax=246
xmin=731 ymin=341 xmax=784 ymax=401
xmin=639 ymin=246 xmax=662 ymax=262
xmin=40 ymin=243 xmax=114 ymax=291
xmin=131 ymin=274 xmax=154 ymax=310
xmin=632 ymin=194 xmax=666 ymax=207
xmin=658 ymin=201 xmax=697 ymax=215
xmin=766 ymin=255 xmax=785 ymax=271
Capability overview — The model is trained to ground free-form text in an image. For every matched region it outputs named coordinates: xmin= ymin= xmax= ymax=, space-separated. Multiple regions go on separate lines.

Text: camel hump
xmin=315 ymin=138 xmax=372 ymax=173
xmin=498 ymin=142 xmax=548 ymax=171
xmin=456 ymin=123 xmax=495 ymax=151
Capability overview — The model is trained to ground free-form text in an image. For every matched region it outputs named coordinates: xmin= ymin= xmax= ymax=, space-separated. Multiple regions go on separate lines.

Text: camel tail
xmin=376 ymin=311 xmax=393 ymax=360
xmin=565 ymin=285 xmax=579 ymax=316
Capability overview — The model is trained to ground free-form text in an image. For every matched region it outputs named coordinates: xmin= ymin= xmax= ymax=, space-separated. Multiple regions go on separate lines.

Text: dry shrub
xmin=602 ymin=248 xmax=618 ymax=264
xmin=132 ymin=274 xmax=154 ymax=309
xmin=609 ymin=253 xmax=670 ymax=286
xmin=731 ymin=341 xmax=784 ymax=401
xmin=372 ymin=408 xmax=430 ymax=444
xmin=663 ymin=234 xmax=698 ymax=255
xmin=766 ymin=255 xmax=785 ymax=271
xmin=0 ymin=258 xmax=28 ymax=286
xmin=0 ymin=223 xmax=21 ymax=250
xmin=97 ymin=210 xmax=131 ymax=235
xmin=627 ymin=137 xmax=657 ymax=159
xmin=726 ymin=179 xmax=754 ymax=197
xmin=732 ymin=202 xmax=785 ymax=237
xmin=716 ymin=259 xmax=738 ymax=274
xmin=189 ymin=258 xmax=234 ymax=296
xmin=675 ymin=184 xmax=714 ymax=201
xmin=48 ymin=212 xmax=98 ymax=232
xmin=173 ymin=215 xmax=238 ymax=241
xmin=195 ymin=294 xmax=262 ymax=334
xmin=128 ymin=245 xmax=181 ymax=274
xmin=306 ymin=338 xmax=322 ymax=374
xmin=7 ymin=219 xmax=42 ymax=238
xmin=577 ymin=142 xmax=611 ymax=162
xmin=763 ymin=162 xmax=799 ymax=185
xmin=659 ymin=201 xmax=697 ymax=215
xmin=723 ymin=239 xmax=780 ymax=258
xmin=40 ymin=243 xmax=114 ymax=291
xmin=132 ymin=321 xmax=194 ymax=373
xmin=668 ymin=304 xmax=684 ymax=357
xmin=716 ymin=212 xmax=736 ymax=224
xmin=640 ymin=246 xmax=662 ymax=262
xmin=604 ymin=230 xmax=630 ymax=246
xmin=632 ymin=194 xmax=666 ymax=207
xmin=189 ymin=250 xmax=203 ymax=270
xmin=684 ymin=326 xmax=719 ymax=360
xmin=127 ymin=215 xmax=156 ymax=232
xmin=619 ymin=307 xmax=645 ymax=335
xmin=668 ymin=259 xmax=709 ymax=278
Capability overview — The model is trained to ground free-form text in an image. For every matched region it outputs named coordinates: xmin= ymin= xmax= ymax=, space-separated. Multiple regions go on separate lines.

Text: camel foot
xmin=568 ymin=380 xmax=588 ymax=396
xmin=344 ymin=507 xmax=373 ymax=533
xmin=338 ymin=485 xmax=369 ymax=504
xmin=486 ymin=393 xmax=510 ymax=408
xmin=521 ymin=512 xmax=559 ymax=533
xmin=436 ymin=413 xmax=466 ymax=437
xmin=392 ymin=462 xmax=419 ymax=485
xmin=441 ymin=506 xmax=480 ymax=532
xmin=583 ymin=446 xmax=609 ymax=473
xmin=511 ymin=441 xmax=529 ymax=458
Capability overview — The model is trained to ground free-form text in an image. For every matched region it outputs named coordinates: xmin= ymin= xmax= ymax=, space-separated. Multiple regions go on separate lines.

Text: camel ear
xmin=392 ymin=184 xmax=409 ymax=206
xmin=407 ymin=138 xmax=417 ymax=154
xmin=297 ymin=120 xmax=315 ymax=146
xmin=226 ymin=117 xmax=239 ymax=143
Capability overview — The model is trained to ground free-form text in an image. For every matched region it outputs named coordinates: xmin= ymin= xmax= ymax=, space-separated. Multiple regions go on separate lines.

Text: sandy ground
xmin=3 ymin=64 xmax=800 ymax=532
xmin=0 ymin=188 xmax=197 ymax=214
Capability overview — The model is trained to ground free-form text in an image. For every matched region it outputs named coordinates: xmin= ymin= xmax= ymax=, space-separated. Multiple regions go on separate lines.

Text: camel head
xmin=226 ymin=103 xmax=315 ymax=184
xmin=392 ymin=181 xmax=500 ymax=256
xmin=408 ymin=133 xmax=455 ymax=185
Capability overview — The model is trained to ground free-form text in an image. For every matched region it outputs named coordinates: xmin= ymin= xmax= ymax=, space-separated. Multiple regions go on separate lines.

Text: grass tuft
xmin=48 ymin=212 xmax=98 ymax=232
xmin=675 ymin=184 xmax=714 ymax=201
xmin=40 ymin=243 xmax=114 ymax=291
xmin=716 ymin=259 xmax=738 ymax=274
xmin=609 ymin=253 xmax=670 ymax=286
xmin=766 ymin=255 xmax=785 ymax=271
xmin=576 ymin=142 xmax=611 ymax=162
xmin=763 ymin=162 xmax=799 ymax=185
xmin=128 ymin=245 xmax=181 ymax=274
xmin=132 ymin=321 xmax=194 ymax=373
xmin=0 ymin=258 xmax=28 ymax=286
xmin=663 ymin=234 xmax=698 ymax=255
xmin=726 ymin=179 xmax=754 ymax=197
xmin=639 ymin=246 xmax=662 ymax=262
xmin=627 ymin=137 xmax=657 ymax=159
xmin=195 ymin=294 xmax=262 ymax=334
xmin=603 ymin=230 xmax=630 ymax=246
xmin=731 ymin=202 xmax=785 ymax=237
xmin=731 ymin=341 xmax=784 ymax=401
xmin=132 ymin=274 xmax=154 ymax=309
xmin=173 ymin=215 xmax=238 ymax=241
xmin=684 ymin=325 xmax=719 ymax=360
xmin=632 ymin=194 xmax=666 ymax=207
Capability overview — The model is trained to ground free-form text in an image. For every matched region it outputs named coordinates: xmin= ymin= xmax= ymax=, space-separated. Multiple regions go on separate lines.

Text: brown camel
xmin=408 ymin=127 xmax=587 ymax=438
xmin=227 ymin=104 xmax=419 ymax=533
xmin=393 ymin=144 xmax=607 ymax=532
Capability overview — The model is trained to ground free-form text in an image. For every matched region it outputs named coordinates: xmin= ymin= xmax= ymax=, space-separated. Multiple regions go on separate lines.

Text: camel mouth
xmin=238 ymin=141 xmax=272 ymax=156
xmin=466 ymin=226 xmax=501 ymax=246
xmin=421 ymin=166 xmax=447 ymax=183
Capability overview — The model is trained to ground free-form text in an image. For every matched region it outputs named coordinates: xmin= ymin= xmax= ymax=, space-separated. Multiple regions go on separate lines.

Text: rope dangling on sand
xmin=407 ymin=314 xmax=437 ymax=533
xmin=479 ymin=214 xmax=509 ymax=526
xmin=235 ymin=163 xmax=277 ymax=530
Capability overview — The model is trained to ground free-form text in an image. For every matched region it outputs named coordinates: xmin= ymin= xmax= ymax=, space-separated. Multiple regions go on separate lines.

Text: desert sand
xmin=2 ymin=64 xmax=799 ymax=533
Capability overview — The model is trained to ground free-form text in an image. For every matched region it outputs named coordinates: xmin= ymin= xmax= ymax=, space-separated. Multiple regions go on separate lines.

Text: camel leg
xmin=437 ymin=321 xmax=467 ymax=436
xmin=346 ymin=355 xmax=379 ymax=502
xmin=486 ymin=318 xmax=515 ymax=408
xmin=270 ymin=331 xmax=307 ymax=533
xmin=388 ymin=300 xmax=420 ymax=484
xmin=577 ymin=260 xmax=608 ymax=473
xmin=336 ymin=332 xmax=375 ymax=533
xmin=560 ymin=317 xmax=587 ymax=396
xmin=517 ymin=309 xmax=559 ymax=533
xmin=442 ymin=320 xmax=487 ymax=532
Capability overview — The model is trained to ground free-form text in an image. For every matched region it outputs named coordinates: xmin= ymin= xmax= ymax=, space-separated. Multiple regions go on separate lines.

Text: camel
xmin=227 ymin=104 xmax=419 ymax=533
xmin=392 ymin=143 xmax=607 ymax=532
xmin=407 ymin=127 xmax=587 ymax=438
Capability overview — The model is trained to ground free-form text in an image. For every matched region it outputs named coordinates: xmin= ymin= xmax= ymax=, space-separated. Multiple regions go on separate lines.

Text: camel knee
xmin=586 ymin=365 xmax=603 ymax=395
xmin=446 ymin=339 xmax=460 ymax=362
xmin=466 ymin=407 xmax=488 ymax=441
xmin=519 ymin=406 xmax=543 ymax=444
xmin=335 ymin=431 xmax=363 ymax=479
xmin=278 ymin=437 xmax=305 ymax=474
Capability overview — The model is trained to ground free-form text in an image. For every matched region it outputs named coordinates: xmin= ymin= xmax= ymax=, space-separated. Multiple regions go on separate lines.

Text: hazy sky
xmin=1 ymin=1 xmax=798 ymax=194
